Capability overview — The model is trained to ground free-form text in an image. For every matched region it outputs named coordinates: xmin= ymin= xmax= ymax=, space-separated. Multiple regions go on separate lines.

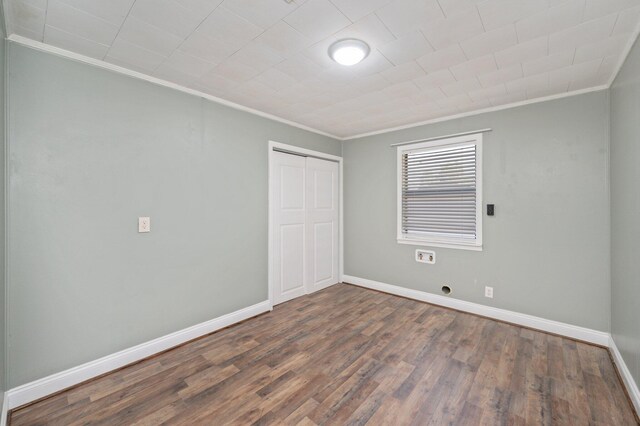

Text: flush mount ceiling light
xmin=328 ymin=39 xmax=370 ymax=66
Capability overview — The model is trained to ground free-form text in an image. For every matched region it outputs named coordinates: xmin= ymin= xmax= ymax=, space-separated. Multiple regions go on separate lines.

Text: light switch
xmin=138 ymin=217 xmax=150 ymax=233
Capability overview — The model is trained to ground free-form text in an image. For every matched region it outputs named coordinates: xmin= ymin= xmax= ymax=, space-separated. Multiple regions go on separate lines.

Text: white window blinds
xmin=397 ymin=134 xmax=482 ymax=250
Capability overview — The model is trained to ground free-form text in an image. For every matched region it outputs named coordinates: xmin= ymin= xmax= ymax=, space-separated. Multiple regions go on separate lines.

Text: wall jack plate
xmin=415 ymin=249 xmax=435 ymax=264
xmin=138 ymin=217 xmax=151 ymax=233
xmin=485 ymin=286 xmax=494 ymax=298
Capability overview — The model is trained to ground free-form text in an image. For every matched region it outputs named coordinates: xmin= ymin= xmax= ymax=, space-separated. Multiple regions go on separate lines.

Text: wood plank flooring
xmin=10 ymin=284 xmax=639 ymax=425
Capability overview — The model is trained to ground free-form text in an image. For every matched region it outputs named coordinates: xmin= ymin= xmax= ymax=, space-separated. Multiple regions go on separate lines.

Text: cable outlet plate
xmin=415 ymin=249 xmax=435 ymax=264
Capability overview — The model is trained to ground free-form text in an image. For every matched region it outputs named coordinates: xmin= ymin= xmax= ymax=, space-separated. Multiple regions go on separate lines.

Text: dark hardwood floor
xmin=10 ymin=284 xmax=638 ymax=425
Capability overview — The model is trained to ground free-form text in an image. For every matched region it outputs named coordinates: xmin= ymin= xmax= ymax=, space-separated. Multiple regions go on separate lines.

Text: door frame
xmin=268 ymin=140 xmax=344 ymax=309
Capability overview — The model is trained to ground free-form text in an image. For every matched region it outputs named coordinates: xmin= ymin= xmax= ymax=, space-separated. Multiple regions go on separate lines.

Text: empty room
xmin=0 ymin=0 xmax=639 ymax=424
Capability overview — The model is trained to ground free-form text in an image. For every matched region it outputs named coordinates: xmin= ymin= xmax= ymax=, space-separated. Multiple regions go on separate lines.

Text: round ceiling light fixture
xmin=328 ymin=39 xmax=370 ymax=66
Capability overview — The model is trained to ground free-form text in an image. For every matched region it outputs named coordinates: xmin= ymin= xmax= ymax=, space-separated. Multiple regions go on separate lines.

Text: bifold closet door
xmin=305 ymin=157 xmax=339 ymax=293
xmin=271 ymin=152 xmax=340 ymax=305
xmin=271 ymin=151 xmax=307 ymax=305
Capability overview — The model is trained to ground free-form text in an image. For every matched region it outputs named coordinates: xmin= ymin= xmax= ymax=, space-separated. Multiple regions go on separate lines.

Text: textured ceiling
xmin=5 ymin=0 xmax=640 ymax=138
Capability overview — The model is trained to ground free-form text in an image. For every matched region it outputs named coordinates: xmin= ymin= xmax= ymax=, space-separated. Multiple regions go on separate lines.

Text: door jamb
xmin=268 ymin=140 xmax=344 ymax=309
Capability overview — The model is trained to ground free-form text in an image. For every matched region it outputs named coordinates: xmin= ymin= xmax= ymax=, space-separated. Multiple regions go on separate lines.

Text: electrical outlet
xmin=485 ymin=286 xmax=493 ymax=298
xmin=138 ymin=217 xmax=151 ymax=233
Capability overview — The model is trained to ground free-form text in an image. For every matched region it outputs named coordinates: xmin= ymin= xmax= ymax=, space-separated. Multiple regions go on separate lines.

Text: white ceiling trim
xmin=606 ymin=17 xmax=640 ymax=87
xmin=5 ymin=22 xmax=640 ymax=142
xmin=6 ymin=34 xmax=342 ymax=140
xmin=346 ymin=17 xmax=640 ymax=140
xmin=2 ymin=0 xmax=11 ymax=36
xmin=342 ymin=84 xmax=609 ymax=140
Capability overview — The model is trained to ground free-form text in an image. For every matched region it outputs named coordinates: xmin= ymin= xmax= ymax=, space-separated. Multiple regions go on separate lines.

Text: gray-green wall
xmin=1 ymin=5 xmax=6 ymax=397
xmin=344 ymin=91 xmax=611 ymax=332
xmin=610 ymin=35 xmax=640 ymax=389
xmin=3 ymin=35 xmax=632 ymax=394
xmin=5 ymin=42 xmax=340 ymax=388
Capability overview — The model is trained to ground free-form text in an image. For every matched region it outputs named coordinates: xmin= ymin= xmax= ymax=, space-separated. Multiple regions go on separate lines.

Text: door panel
xmin=313 ymin=169 xmax=334 ymax=209
xmin=271 ymin=152 xmax=307 ymax=305
xmin=271 ymin=151 xmax=340 ymax=305
xmin=313 ymin=222 xmax=334 ymax=283
xmin=306 ymin=157 xmax=340 ymax=293
xmin=281 ymin=166 xmax=305 ymax=209
xmin=280 ymin=224 xmax=305 ymax=293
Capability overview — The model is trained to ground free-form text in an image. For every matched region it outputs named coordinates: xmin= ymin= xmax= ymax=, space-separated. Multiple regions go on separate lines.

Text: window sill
xmin=397 ymin=238 xmax=483 ymax=251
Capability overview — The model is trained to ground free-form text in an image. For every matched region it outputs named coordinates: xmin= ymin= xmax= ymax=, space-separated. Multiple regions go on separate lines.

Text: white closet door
xmin=271 ymin=152 xmax=307 ymax=305
xmin=305 ymin=157 xmax=340 ymax=293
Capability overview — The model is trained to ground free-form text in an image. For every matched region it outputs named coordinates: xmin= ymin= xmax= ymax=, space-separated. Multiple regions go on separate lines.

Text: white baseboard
xmin=609 ymin=336 xmax=640 ymax=415
xmin=1 ymin=392 xmax=8 ymax=426
xmin=6 ymin=282 xmax=636 ymax=419
xmin=6 ymin=300 xmax=272 ymax=410
xmin=342 ymin=275 xmax=610 ymax=346
xmin=346 ymin=275 xmax=639 ymax=417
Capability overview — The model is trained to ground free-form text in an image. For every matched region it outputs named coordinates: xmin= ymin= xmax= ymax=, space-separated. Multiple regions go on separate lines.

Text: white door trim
xmin=268 ymin=141 xmax=343 ymax=308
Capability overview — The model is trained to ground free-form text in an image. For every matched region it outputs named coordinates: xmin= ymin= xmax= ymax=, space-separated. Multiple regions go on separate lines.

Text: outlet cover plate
xmin=138 ymin=217 xmax=151 ymax=233
xmin=416 ymin=249 xmax=435 ymax=264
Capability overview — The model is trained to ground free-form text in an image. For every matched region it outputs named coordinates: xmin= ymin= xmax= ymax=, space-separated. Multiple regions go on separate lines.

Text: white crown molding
xmin=343 ymin=26 xmax=640 ymax=141
xmin=1 ymin=35 xmax=618 ymax=143
xmin=6 ymin=34 xmax=341 ymax=140
xmin=342 ymin=85 xmax=609 ymax=140
xmin=6 ymin=22 xmax=640 ymax=142
xmin=609 ymin=336 xmax=640 ymax=416
xmin=5 ymin=299 xmax=272 ymax=410
xmin=343 ymin=275 xmax=611 ymax=346
xmin=1 ymin=0 xmax=11 ymax=37
xmin=607 ymin=19 xmax=640 ymax=87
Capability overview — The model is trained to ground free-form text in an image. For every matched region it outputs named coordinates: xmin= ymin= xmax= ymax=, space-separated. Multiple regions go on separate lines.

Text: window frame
xmin=396 ymin=133 xmax=483 ymax=251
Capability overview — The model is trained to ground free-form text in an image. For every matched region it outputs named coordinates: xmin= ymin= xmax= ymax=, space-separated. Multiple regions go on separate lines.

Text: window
xmin=397 ymin=133 xmax=482 ymax=250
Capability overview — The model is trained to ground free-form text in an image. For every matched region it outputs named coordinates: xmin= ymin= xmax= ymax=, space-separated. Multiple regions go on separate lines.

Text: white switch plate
xmin=138 ymin=217 xmax=150 ymax=233
xmin=485 ymin=286 xmax=493 ymax=298
xmin=415 ymin=249 xmax=435 ymax=264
